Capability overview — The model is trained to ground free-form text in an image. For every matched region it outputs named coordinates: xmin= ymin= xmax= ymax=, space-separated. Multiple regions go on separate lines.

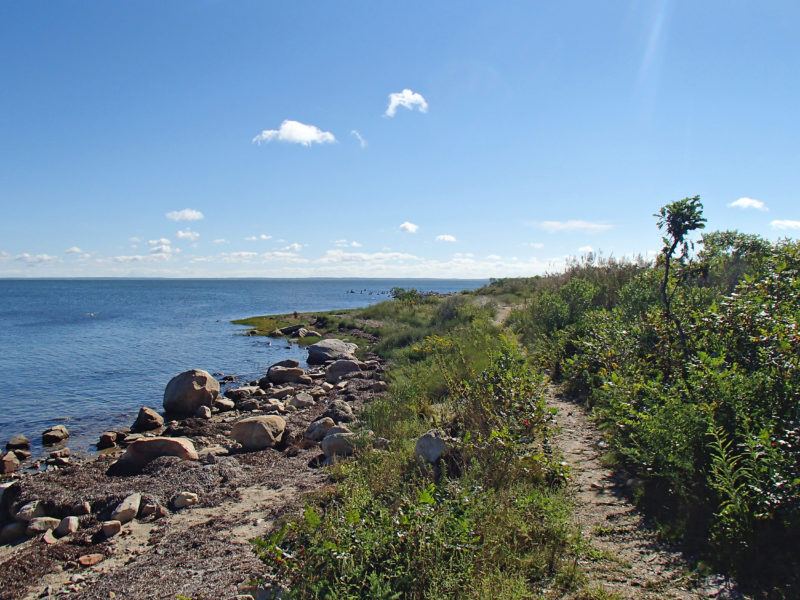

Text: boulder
xmin=325 ymin=359 xmax=361 ymax=383
xmin=213 ymin=397 xmax=235 ymax=412
xmin=55 ymin=516 xmax=79 ymax=537
xmin=5 ymin=435 xmax=30 ymax=451
xmin=414 ymin=430 xmax=454 ymax=465
xmin=102 ymin=520 xmax=121 ymax=537
xmin=12 ymin=449 xmax=30 ymax=461
xmin=0 ymin=521 xmax=26 ymax=544
xmin=225 ymin=386 xmax=259 ymax=401
xmin=372 ymin=381 xmax=389 ymax=393
xmin=132 ymin=407 xmax=164 ymax=432
xmin=270 ymin=387 xmax=294 ymax=400
xmin=15 ymin=500 xmax=46 ymax=522
xmin=97 ymin=431 xmax=117 ymax=449
xmin=321 ymin=433 xmax=356 ymax=459
xmin=42 ymin=425 xmax=69 ymax=445
xmin=373 ymin=437 xmax=391 ymax=451
xmin=289 ymin=392 xmax=315 ymax=409
xmin=279 ymin=325 xmax=305 ymax=336
xmin=231 ymin=416 xmax=286 ymax=451
xmin=118 ymin=437 xmax=198 ymax=469
xmin=292 ymin=327 xmax=309 ymax=338
xmin=268 ymin=366 xmax=306 ymax=385
xmin=324 ymin=425 xmax=352 ymax=437
xmin=195 ymin=405 xmax=212 ymax=419
xmin=111 ymin=493 xmax=141 ymax=524
xmin=26 ymin=517 xmax=60 ymax=536
xmin=307 ymin=339 xmax=358 ymax=365
xmin=172 ymin=492 xmax=199 ymax=509
xmin=323 ymin=399 xmax=355 ymax=424
xmin=304 ymin=417 xmax=335 ymax=442
xmin=163 ymin=369 xmax=220 ymax=415
xmin=271 ymin=359 xmax=300 ymax=369
xmin=1 ymin=452 xmax=19 ymax=475
xmin=0 ymin=480 xmax=19 ymax=509
xmin=268 ymin=328 xmax=283 ymax=338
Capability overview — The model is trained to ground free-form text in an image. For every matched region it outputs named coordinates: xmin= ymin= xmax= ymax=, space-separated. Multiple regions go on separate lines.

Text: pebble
xmin=77 ymin=553 xmax=105 ymax=567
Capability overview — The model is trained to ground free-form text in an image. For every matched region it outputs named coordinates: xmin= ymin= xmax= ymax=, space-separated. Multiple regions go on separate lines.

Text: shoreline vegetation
xmin=1 ymin=198 xmax=797 ymax=598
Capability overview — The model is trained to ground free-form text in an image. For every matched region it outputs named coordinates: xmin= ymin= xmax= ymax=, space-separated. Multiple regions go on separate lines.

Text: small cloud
xmin=385 ymin=89 xmax=428 ymax=117
xmin=245 ymin=234 xmax=273 ymax=241
xmin=579 ymin=245 xmax=594 ymax=252
xmin=351 ymin=130 xmax=367 ymax=148
xmin=65 ymin=246 xmax=82 ymax=254
xmin=252 ymin=120 xmax=336 ymax=146
xmin=176 ymin=228 xmax=199 ymax=241
xmin=212 ymin=238 xmax=228 ymax=244
xmin=771 ymin=219 xmax=800 ymax=230
xmin=150 ymin=244 xmax=180 ymax=254
xmin=148 ymin=238 xmax=171 ymax=246
xmin=486 ymin=254 xmax=501 ymax=260
xmin=284 ymin=243 xmax=302 ymax=252
xmin=128 ymin=237 xmax=141 ymax=243
xmin=166 ymin=208 xmax=204 ymax=222
xmin=399 ymin=221 xmax=419 ymax=233
xmin=14 ymin=253 xmax=60 ymax=265
xmin=436 ymin=234 xmax=456 ymax=242
xmin=524 ymin=242 xmax=544 ymax=249
xmin=539 ymin=220 xmax=612 ymax=233
xmin=729 ymin=197 xmax=768 ymax=211
xmin=334 ymin=239 xmax=362 ymax=248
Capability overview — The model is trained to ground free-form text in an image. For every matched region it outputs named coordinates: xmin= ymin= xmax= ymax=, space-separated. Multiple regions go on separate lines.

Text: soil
xmin=0 ymin=358 xmax=385 ymax=600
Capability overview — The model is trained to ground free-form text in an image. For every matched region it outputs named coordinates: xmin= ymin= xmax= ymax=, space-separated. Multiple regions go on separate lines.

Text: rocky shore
xmin=0 ymin=335 xmax=389 ymax=600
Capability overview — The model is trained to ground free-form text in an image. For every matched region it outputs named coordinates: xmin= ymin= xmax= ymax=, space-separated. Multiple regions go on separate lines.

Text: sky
xmin=1 ymin=1 xmax=799 ymax=278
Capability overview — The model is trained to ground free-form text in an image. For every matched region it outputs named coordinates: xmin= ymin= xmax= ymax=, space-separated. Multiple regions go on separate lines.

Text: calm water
xmin=0 ymin=278 xmax=485 ymax=455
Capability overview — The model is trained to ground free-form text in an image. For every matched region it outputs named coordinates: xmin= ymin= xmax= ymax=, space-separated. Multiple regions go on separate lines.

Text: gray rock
xmin=111 ymin=493 xmax=141 ymax=524
xmin=5 ymin=435 xmax=30 ymax=451
xmin=325 ymin=359 xmax=362 ymax=383
xmin=26 ymin=517 xmax=60 ymax=536
xmin=163 ymin=369 xmax=220 ymax=415
xmin=305 ymin=417 xmax=335 ymax=442
xmin=268 ymin=366 xmax=306 ymax=385
xmin=213 ymin=397 xmax=236 ymax=411
xmin=270 ymin=359 xmax=300 ymax=369
xmin=118 ymin=437 xmax=199 ymax=469
xmin=225 ymin=386 xmax=260 ymax=401
xmin=270 ymin=387 xmax=294 ymax=400
xmin=1 ymin=452 xmax=19 ymax=475
xmin=414 ymin=430 xmax=454 ymax=465
xmin=279 ymin=325 xmax=305 ymax=336
xmin=324 ymin=425 xmax=352 ymax=437
xmin=102 ymin=520 xmax=121 ymax=537
xmin=307 ymin=339 xmax=358 ymax=365
xmin=321 ymin=433 xmax=355 ymax=459
xmin=132 ymin=406 xmax=164 ymax=432
xmin=289 ymin=392 xmax=315 ymax=409
xmin=42 ymin=425 xmax=69 ymax=445
xmin=373 ymin=437 xmax=390 ymax=451
xmin=55 ymin=516 xmax=79 ymax=537
xmin=231 ymin=416 xmax=286 ymax=451
xmin=15 ymin=500 xmax=46 ymax=522
xmin=323 ymin=399 xmax=355 ymax=424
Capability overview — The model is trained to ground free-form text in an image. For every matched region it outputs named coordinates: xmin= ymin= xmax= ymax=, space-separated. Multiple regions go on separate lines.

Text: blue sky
xmin=1 ymin=1 xmax=798 ymax=277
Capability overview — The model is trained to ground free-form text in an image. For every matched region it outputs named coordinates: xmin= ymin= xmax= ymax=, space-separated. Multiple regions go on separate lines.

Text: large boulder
xmin=163 ymin=369 xmax=220 ymax=415
xmin=323 ymin=399 xmax=355 ymax=424
xmin=304 ymin=417 xmax=335 ymax=442
xmin=42 ymin=425 xmax=69 ymax=445
xmin=268 ymin=366 xmax=306 ymax=385
xmin=325 ymin=359 xmax=361 ymax=383
xmin=132 ymin=407 xmax=164 ymax=432
xmin=118 ymin=437 xmax=198 ymax=469
xmin=307 ymin=339 xmax=358 ymax=365
xmin=231 ymin=416 xmax=286 ymax=451
xmin=321 ymin=432 xmax=355 ymax=459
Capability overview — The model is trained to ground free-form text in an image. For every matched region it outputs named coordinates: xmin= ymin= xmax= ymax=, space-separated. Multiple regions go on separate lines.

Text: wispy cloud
xmin=14 ymin=253 xmax=60 ymax=265
xmin=245 ymin=234 xmax=272 ymax=241
xmin=252 ymin=120 xmax=336 ymax=146
xmin=283 ymin=243 xmax=303 ymax=252
xmin=166 ymin=208 xmax=204 ymax=222
xmin=65 ymin=246 xmax=82 ymax=254
xmin=176 ymin=228 xmax=199 ymax=241
xmin=351 ymin=130 xmax=367 ymax=148
xmin=128 ymin=237 xmax=141 ymax=243
xmin=729 ymin=197 xmax=768 ymax=211
xmin=150 ymin=244 xmax=180 ymax=254
xmin=317 ymin=249 xmax=422 ymax=264
xmin=112 ymin=253 xmax=170 ymax=263
xmin=486 ymin=254 xmax=501 ymax=260
xmin=335 ymin=239 xmax=362 ymax=248
xmin=399 ymin=221 xmax=419 ymax=233
xmin=148 ymin=238 xmax=170 ymax=246
xmin=538 ymin=220 xmax=612 ymax=233
xmin=212 ymin=238 xmax=228 ymax=244
xmin=385 ymin=89 xmax=428 ymax=117
xmin=771 ymin=219 xmax=800 ymax=230
xmin=436 ymin=234 xmax=456 ymax=242
xmin=523 ymin=242 xmax=544 ymax=249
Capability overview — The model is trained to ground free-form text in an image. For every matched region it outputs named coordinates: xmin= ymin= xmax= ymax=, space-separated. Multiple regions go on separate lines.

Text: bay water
xmin=0 ymin=278 xmax=485 ymax=455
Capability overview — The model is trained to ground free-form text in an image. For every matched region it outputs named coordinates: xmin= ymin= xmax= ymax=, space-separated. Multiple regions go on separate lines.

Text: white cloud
xmin=245 ymin=234 xmax=272 ymax=241
xmin=112 ymin=253 xmax=170 ymax=263
xmin=579 ymin=245 xmax=594 ymax=252
xmin=385 ymin=89 xmax=428 ymax=117
xmin=523 ymin=242 xmax=544 ymax=249
xmin=150 ymin=245 xmax=180 ymax=254
xmin=148 ymin=238 xmax=171 ymax=246
xmin=771 ymin=219 xmax=800 ymax=230
xmin=399 ymin=221 xmax=419 ymax=233
xmin=227 ymin=251 xmax=259 ymax=261
xmin=176 ymin=228 xmax=200 ymax=241
xmin=334 ymin=239 xmax=362 ymax=248
xmin=486 ymin=254 xmax=501 ymax=260
xmin=316 ymin=250 xmax=422 ymax=264
xmin=128 ymin=237 xmax=141 ymax=243
xmin=436 ymin=234 xmax=456 ymax=242
xmin=351 ymin=130 xmax=367 ymax=148
xmin=166 ymin=208 xmax=204 ymax=222
xmin=539 ymin=220 xmax=612 ymax=233
xmin=14 ymin=253 xmax=60 ymax=265
xmin=729 ymin=197 xmax=768 ymax=211
xmin=65 ymin=246 xmax=82 ymax=254
xmin=212 ymin=238 xmax=228 ymax=244
xmin=252 ymin=120 xmax=336 ymax=146
xmin=283 ymin=243 xmax=302 ymax=252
